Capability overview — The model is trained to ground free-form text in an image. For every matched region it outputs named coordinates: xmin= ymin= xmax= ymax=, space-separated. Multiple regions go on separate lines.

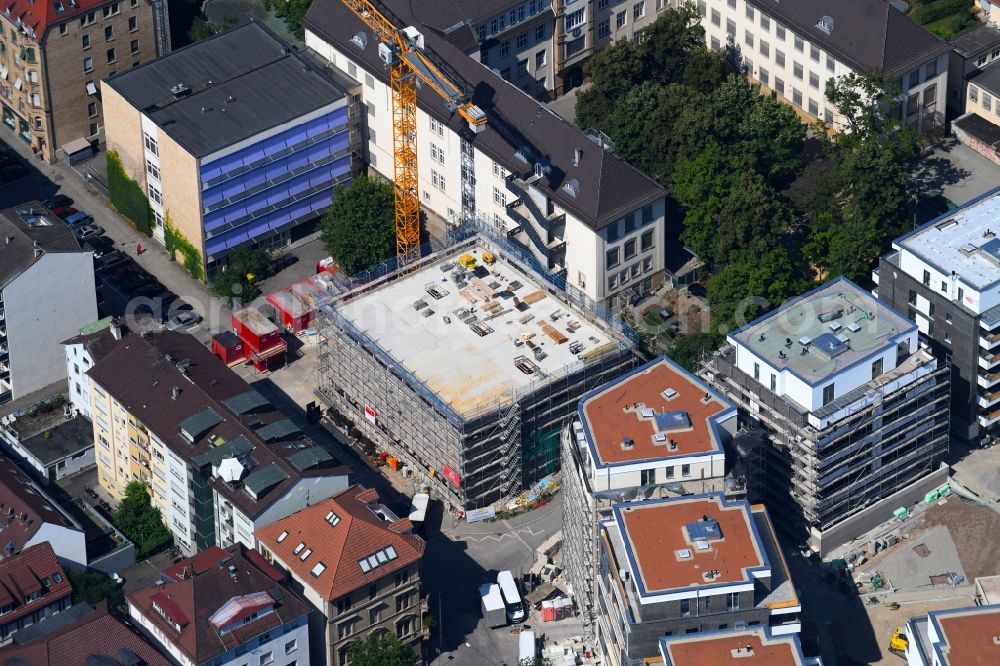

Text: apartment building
xmin=316 ymin=235 xmax=639 ymax=509
xmin=876 ymin=186 xmax=1000 ymax=442
xmin=659 ymin=627 xmax=822 ymax=665
xmin=102 ymin=21 xmax=357 ymax=274
xmin=0 ymin=600 xmax=170 ymax=665
xmin=596 ymin=493 xmax=800 ymax=666
xmin=255 ymin=486 xmax=425 ymax=666
xmin=903 ymin=604 xmax=1000 ymax=665
xmin=953 ymin=60 xmax=1000 ymax=165
xmin=0 ymin=0 xmax=165 ymax=161
xmin=304 ymin=0 xmax=668 ymax=309
xmin=85 ymin=331 xmax=350 ymax=554
xmin=946 ymin=23 xmax=1000 ymax=119
xmin=405 ymin=0 xmax=675 ymax=99
xmin=0 ymin=542 xmax=72 ymax=645
xmin=128 ymin=545 xmax=310 ymax=666
xmin=62 ymin=317 xmax=123 ymax=420
xmin=697 ymin=0 xmax=950 ymax=132
xmin=0 ymin=203 xmax=97 ymax=406
xmin=701 ymin=277 xmax=951 ymax=555
xmin=560 ymin=356 xmax=737 ymax=641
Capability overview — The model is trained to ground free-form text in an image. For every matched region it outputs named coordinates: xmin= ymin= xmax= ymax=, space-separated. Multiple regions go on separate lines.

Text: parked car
xmin=63 ymin=211 xmax=93 ymax=227
xmin=84 ymin=236 xmax=114 ymax=252
xmin=73 ymin=224 xmax=104 ymax=239
xmin=95 ymin=251 xmax=128 ymax=271
xmin=119 ymin=273 xmax=156 ymax=291
xmin=43 ymin=194 xmax=74 ymax=209
xmin=165 ymin=311 xmax=202 ymax=330
xmin=50 ymin=206 xmax=77 ymax=219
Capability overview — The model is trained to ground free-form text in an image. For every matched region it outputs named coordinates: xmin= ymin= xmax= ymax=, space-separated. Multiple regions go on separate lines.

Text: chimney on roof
xmin=572 ymin=147 xmax=583 ymax=167
xmin=110 ymin=323 xmax=123 ymax=341
xmin=32 ymin=241 xmax=42 ymax=259
xmin=4 ymin=236 xmax=12 ymax=245
xmin=171 ymin=386 xmax=181 ymax=400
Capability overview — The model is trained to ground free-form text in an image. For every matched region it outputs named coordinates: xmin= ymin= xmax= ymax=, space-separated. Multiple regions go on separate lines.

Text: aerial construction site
xmin=316 ymin=231 xmax=638 ymax=510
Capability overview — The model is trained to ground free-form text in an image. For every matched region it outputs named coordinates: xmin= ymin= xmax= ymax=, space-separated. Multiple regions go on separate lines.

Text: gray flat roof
xmin=731 ymin=277 xmax=913 ymax=384
xmin=105 ymin=21 xmax=348 ymax=158
xmin=20 ymin=417 xmax=94 ymax=465
xmin=969 ymin=60 xmax=1000 ymax=96
xmin=950 ymin=25 xmax=1000 ymax=58
xmin=896 ymin=187 xmax=1000 ymax=290
xmin=0 ymin=203 xmax=83 ymax=290
xmin=336 ymin=241 xmax=617 ymax=414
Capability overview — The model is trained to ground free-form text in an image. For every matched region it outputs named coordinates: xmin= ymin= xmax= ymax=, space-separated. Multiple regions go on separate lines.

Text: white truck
xmin=480 ymin=583 xmax=507 ymax=628
xmin=518 ymin=630 xmax=537 ymax=663
xmin=409 ymin=493 xmax=430 ymax=532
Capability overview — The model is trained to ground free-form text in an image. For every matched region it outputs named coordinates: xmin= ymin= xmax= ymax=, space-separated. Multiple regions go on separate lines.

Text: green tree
xmin=187 ymin=15 xmax=236 ymax=42
xmin=106 ymin=151 xmax=152 ymax=237
xmin=261 ymin=0 xmax=312 ymax=39
xmin=67 ymin=569 xmax=124 ymax=610
xmin=603 ymin=81 xmax=666 ymax=170
xmin=210 ymin=246 xmax=272 ymax=305
xmin=345 ymin=632 xmax=419 ymax=666
xmin=320 ymin=176 xmax=396 ymax=275
xmin=672 ymin=142 xmax=732 ymax=260
xmin=643 ymin=84 xmax=713 ymax=183
xmin=707 ymin=248 xmax=807 ymax=333
xmin=113 ymin=481 xmax=172 ymax=559
xmin=667 ymin=332 xmax=723 ymax=373
xmin=575 ymin=40 xmax=646 ymax=131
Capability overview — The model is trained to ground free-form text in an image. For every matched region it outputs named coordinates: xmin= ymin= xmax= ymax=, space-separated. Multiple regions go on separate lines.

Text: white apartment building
xmin=561 ymin=355 xmax=737 ymax=642
xmin=702 ymin=277 xmax=951 ymax=553
xmin=63 ymin=317 xmax=122 ymax=420
xmin=697 ymin=0 xmax=951 ymax=132
xmin=0 ymin=203 xmax=97 ymax=406
xmin=304 ymin=0 xmax=668 ymax=309
xmin=902 ymin=604 xmax=1000 ymax=666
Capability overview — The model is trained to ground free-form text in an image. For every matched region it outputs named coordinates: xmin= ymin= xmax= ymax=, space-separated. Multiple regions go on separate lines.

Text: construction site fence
xmin=317 ymin=220 xmax=638 ymax=430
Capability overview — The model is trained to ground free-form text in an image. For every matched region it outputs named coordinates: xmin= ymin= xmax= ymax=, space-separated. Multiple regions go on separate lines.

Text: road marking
xmin=451 ymin=525 xmax=542 ymax=543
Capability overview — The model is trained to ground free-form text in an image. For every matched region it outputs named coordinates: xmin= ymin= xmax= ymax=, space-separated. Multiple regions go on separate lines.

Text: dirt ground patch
xmin=859 ymin=596 xmax=973 ymax=665
xmin=922 ymin=499 xmax=1000 ymax=581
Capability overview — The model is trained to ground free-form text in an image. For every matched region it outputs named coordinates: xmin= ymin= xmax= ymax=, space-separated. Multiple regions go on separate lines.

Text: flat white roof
xmin=897 ymin=188 xmax=1000 ymax=290
xmin=337 ymin=243 xmax=615 ymax=414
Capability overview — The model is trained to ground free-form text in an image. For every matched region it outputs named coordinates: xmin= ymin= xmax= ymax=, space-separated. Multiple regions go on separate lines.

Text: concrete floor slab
xmin=863 ymin=525 xmax=966 ymax=592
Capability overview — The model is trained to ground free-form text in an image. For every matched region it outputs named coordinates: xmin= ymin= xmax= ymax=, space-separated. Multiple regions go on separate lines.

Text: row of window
xmin=606 ymin=229 xmax=655 ymax=269
xmin=82 ymin=42 xmax=139 ymax=71
xmin=969 ymin=84 xmax=1000 ymax=118
xmin=477 ymin=0 xmax=549 ymax=40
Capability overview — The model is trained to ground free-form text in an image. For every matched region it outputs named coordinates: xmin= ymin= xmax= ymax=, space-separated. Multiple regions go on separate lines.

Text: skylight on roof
xmin=311 ymin=562 xmax=326 ymax=577
xmin=359 ymin=559 xmax=372 ymax=573
xmin=376 ymin=551 xmax=388 ymax=564
xmin=293 ymin=542 xmax=305 ymax=555
xmin=367 ymin=555 xmax=379 ymax=569
xmin=662 ymin=388 xmax=678 ymax=399
xmin=385 ymin=546 xmax=397 ymax=560
xmin=277 ymin=531 xmax=288 ymax=543
xmin=695 ymin=540 xmax=711 ymax=551
xmin=300 ymin=548 xmax=313 ymax=561
xmin=325 ymin=511 xmax=340 ymax=526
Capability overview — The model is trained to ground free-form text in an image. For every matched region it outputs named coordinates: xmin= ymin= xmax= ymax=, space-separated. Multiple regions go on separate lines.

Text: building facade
xmin=702 ymin=277 xmax=951 ymax=554
xmin=659 ymin=627 xmax=823 ymax=665
xmin=128 ymin=545 xmax=310 ymax=666
xmin=62 ymin=317 xmax=122 ymax=421
xmin=0 ymin=203 xmax=97 ymax=406
xmin=696 ymin=0 xmax=950 ymax=133
xmin=0 ymin=542 xmax=73 ymax=646
xmin=875 ymin=186 xmax=1000 ymax=443
xmin=255 ymin=486 xmax=425 ymax=666
xmin=596 ymin=494 xmax=801 ymax=666
xmin=102 ymin=21 xmax=358 ymax=274
xmin=0 ymin=0 xmax=165 ymax=162
xmin=561 ymin=356 xmax=737 ymax=642
xmin=85 ymin=331 xmax=350 ymax=555
xmin=304 ymin=0 xmax=669 ymax=309
xmin=952 ymin=60 xmax=1000 ymax=166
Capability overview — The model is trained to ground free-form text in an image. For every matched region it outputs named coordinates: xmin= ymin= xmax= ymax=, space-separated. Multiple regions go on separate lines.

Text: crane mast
xmin=340 ymin=0 xmax=486 ymax=267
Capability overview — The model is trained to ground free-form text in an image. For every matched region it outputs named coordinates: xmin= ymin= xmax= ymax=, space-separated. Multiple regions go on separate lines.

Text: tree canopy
xmin=345 ymin=632 xmax=419 ymax=666
xmin=113 ymin=481 xmax=172 ymax=560
xmin=320 ymin=177 xmax=397 ymax=275
xmin=210 ymin=246 xmax=273 ymax=305
xmin=68 ymin=569 xmax=124 ymax=610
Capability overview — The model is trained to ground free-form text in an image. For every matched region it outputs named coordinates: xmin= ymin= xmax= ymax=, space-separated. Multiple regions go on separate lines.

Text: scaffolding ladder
xmin=498 ymin=399 xmax=522 ymax=500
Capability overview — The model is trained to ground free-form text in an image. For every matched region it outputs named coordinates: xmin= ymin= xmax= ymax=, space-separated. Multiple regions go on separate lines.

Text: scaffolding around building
xmin=315 ymin=222 xmax=639 ymax=509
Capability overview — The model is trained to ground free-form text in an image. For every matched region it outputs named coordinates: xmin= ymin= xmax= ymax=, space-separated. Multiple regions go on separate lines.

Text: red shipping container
xmin=211 ymin=331 xmax=245 ymax=365
xmin=267 ymin=290 xmax=312 ymax=333
xmin=232 ymin=308 xmax=282 ymax=351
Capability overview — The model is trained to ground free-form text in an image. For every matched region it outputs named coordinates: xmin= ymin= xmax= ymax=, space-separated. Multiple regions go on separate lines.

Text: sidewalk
xmin=1 ymin=137 xmax=231 ymax=337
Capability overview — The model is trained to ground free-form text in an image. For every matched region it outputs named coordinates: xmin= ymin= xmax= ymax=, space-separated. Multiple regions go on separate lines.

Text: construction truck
xmin=888 ymin=627 xmax=908 ymax=657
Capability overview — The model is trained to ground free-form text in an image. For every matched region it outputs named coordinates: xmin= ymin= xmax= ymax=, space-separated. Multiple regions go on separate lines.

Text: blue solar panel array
xmin=685 ymin=518 xmax=723 ymax=542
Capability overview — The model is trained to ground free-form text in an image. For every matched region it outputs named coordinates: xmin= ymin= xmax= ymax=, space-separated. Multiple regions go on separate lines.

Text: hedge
xmin=106 ymin=150 xmax=152 ymax=237
xmin=912 ymin=0 xmax=969 ymax=25
xmin=164 ymin=212 xmax=204 ymax=280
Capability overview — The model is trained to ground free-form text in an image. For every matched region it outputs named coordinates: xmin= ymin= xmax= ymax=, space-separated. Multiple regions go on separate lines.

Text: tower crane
xmin=340 ymin=0 xmax=488 ymax=266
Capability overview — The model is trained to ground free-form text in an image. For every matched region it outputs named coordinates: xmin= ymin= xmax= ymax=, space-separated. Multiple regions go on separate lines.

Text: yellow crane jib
xmin=340 ymin=0 xmax=486 ymax=267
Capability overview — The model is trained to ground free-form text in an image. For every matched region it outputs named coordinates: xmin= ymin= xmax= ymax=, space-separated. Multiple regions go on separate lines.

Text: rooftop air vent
xmin=170 ymin=83 xmax=190 ymax=98
xmin=654 ymin=433 xmax=666 ymax=443
xmin=816 ymin=15 xmax=833 ymax=35
xmin=847 ymin=323 xmax=861 ymax=333
xmin=799 ymin=336 xmax=812 ymax=346
xmin=675 ymin=549 xmax=692 ymax=561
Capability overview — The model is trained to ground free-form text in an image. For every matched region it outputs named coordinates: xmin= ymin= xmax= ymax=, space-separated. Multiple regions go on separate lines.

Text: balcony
xmin=981 ymin=331 xmax=1000 ymax=350
xmin=978 ymin=370 xmax=1000 ymax=389
xmin=871 ymin=267 xmax=879 ymax=286
xmin=978 ymin=351 xmax=1000 ymax=370
xmin=980 ymin=406 xmax=1000 ymax=427
xmin=979 ymin=388 xmax=1000 ymax=409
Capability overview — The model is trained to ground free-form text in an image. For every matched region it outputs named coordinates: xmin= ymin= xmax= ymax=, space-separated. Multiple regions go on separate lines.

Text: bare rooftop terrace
xmin=337 ymin=243 xmax=619 ymax=414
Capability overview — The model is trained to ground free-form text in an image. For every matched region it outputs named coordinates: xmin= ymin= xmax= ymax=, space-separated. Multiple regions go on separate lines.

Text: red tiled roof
xmin=662 ymin=628 xmax=804 ymax=665
xmin=255 ymin=485 xmax=425 ymax=601
xmin=246 ymin=548 xmax=285 ymax=582
xmin=0 ymin=0 xmax=116 ymax=40
xmin=0 ymin=542 xmax=72 ymax=626
xmin=0 ymin=600 xmax=171 ymax=665
xmin=151 ymin=591 xmax=189 ymax=626
xmin=126 ymin=545 xmax=310 ymax=664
